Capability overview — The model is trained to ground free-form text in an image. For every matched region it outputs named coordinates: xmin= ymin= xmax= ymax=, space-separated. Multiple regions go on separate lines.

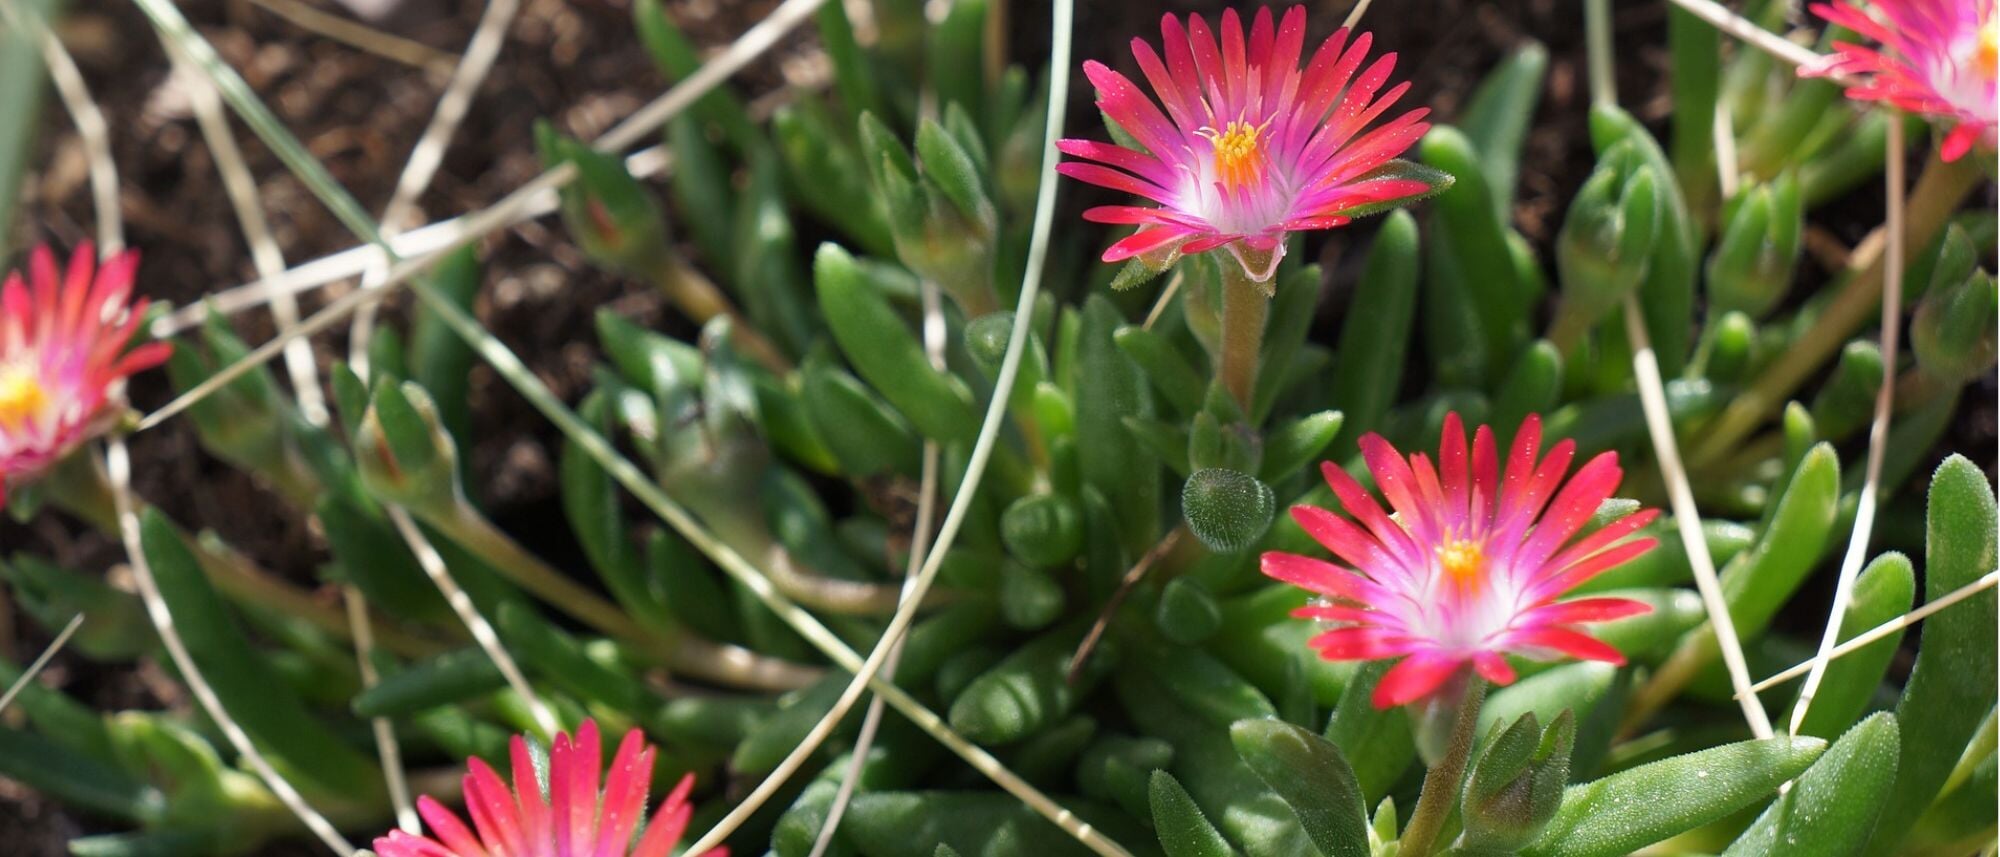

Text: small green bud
xmin=536 ymin=122 xmax=670 ymax=277
xmin=1912 ymin=268 xmax=1996 ymax=384
xmin=1706 ymin=173 xmax=1803 ymax=319
xmin=1460 ymin=711 xmax=1574 ymax=851
xmin=1552 ymin=151 xmax=1661 ymax=346
xmin=1000 ymin=493 xmax=1085 ymax=568
xmin=1181 ymin=468 xmax=1275 ymax=553
xmin=165 ymin=316 xmax=290 ymax=476
xmin=354 ymin=381 xmax=464 ymax=513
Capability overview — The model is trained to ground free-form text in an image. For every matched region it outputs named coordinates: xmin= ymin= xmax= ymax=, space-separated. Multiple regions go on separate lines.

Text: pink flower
xmin=0 ymin=243 xmax=169 ymax=504
xmin=1808 ymin=0 xmax=1998 ymax=161
xmin=374 ymin=721 xmax=725 ymax=857
xmin=1057 ymin=6 xmax=1438 ymax=282
xmin=1262 ymin=415 xmax=1659 ymax=709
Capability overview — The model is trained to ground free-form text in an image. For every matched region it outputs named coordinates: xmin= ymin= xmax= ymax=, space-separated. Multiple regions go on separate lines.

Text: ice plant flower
xmin=1808 ymin=0 xmax=1998 ymax=161
xmin=1262 ymin=414 xmax=1659 ymax=708
xmin=373 ymin=721 xmax=724 ymax=857
xmin=1057 ymin=6 xmax=1440 ymax=282
xmin=0 ymin=243 xmax=168 ymax=504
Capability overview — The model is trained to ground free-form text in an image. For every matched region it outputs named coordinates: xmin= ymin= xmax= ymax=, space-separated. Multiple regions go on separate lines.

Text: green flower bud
xmin=1551 ymin=144 xmax=1660 ymax=347
xmin=1001 ymin=493 xmax=1084 ymax=568
xmin=1460 ymin=711 xmax=1574 ymax=851
xmin=354 ymin=381 xmax=463 ymax=513
xmin=535 ymin=122 xmax=670 ymax=277
xmin=1912 ymin=268 xmax=1996 ymax=384
xmin=1705 ymin=173 xmax=1803 ymax=319
xmin=165 ymin=315 xmax=291 ymax=479
xmin=858 ymin=112 xmax=999 ymax=314
xmin=1181 ymin=468 xmax=1275 ymax=553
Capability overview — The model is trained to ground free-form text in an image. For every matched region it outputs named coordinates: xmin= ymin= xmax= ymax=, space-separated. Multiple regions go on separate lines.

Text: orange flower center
xmin=0 ymin=365 xmax=48 ymax=430
xmin=1979 ymin=19 xmax=1999 ymax=80
xmin=1436 ymin=538 xmax=1485 ymax=589
xmin=1203 ymin=120 xmax=1267 ymax=191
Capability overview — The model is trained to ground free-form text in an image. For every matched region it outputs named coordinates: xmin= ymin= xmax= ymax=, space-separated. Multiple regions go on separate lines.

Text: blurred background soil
xmin=0 ymin=0 xmax=1986 ymax=853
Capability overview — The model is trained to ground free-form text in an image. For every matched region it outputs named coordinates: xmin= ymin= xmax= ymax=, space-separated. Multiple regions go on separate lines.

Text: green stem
xmin=1691 ymin=148 xmax=1980 ymax=466
xmin=1400 ymin=676 xmax=1487 ymax=857
xmin=1218 ymin=264 xmax=1270 ymax=412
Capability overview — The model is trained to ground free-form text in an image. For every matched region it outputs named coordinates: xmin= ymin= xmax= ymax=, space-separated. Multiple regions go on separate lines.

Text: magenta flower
xmin=0 ymin=243 xmax=169 ymax=504
xmin=1808 ymin=0 xmax=1997 ymax=161
xmin=1262 ymin=415 xmax=1659 ymax=709
xmin=1057 ymin=6 xmax=1442 ymax=282
xmin=373 ymin=721 xmax=725 ymax=857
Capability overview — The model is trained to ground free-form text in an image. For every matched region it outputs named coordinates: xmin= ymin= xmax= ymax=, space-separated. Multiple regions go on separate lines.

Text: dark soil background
xmin=0 ymin=0 xmax=1988 ymax=853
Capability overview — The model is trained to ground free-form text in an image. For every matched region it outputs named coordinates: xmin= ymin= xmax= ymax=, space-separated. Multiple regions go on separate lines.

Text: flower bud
xmin=536 ymin=121 xmax=670 ymax=277
xmin=354 ymin=381 xmax=463 ymax=513
xmin=858 ymin=112 xmax=999 ymax=313
xmin=165 ymin=316 xmax=290 ymax=478
xmin=1552 ymin=145 xmax=1660 ymax=346
xmin=1912 ymin=268 xmax=1996 ymax=385
xmin=1706 ymin=173 xmax=1802 ymax=320
xmin=1181 ymin=467 xmax=1275 ymax=553
xmin=1460 ymin=710 xmax=1575 ymax=851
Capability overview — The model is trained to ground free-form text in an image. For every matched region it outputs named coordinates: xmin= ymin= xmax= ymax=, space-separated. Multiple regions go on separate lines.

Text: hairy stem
xmin=1400 ymin=677 xmax=1487 ymax=857
xmin=1219 ymin=264 xmax=1270 ymax=412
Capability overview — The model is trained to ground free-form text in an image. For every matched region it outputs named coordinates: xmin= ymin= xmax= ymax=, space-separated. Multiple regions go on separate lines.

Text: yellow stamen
xmin=1203 ymin=119 xmax=1266 ymax=191
xmin=1436 ymin=539 xmax=1485 ymax=589
xmin=0 ymin=366 xmax=48 ymax=430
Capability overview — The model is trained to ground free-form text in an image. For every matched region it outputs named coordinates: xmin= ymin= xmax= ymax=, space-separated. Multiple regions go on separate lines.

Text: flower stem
xmin=1218 ymin=264 xmax=1270 ymax=412
xmin=1400 ymin=676 xmax=1487 ymax=857
xmin=646 ymin=251 xmax=793 ymax=374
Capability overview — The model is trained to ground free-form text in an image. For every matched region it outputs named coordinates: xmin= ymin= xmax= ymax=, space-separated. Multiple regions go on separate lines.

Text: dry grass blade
xmin=105 ymin=439 xmax=357 ymax=856
xmin=1624 ymin=296 xmax=1774 ymax=738
xmin=1589 ymin=0 xmax=1769 ymax=740
xmin=344 ymin=586 xmax=419 ymax=833
xmin=1745 ymin=570 xmax=2000 ymax=695
xmin=168 ymin=44 xmax=330 ymax=426
xmin=1789 ymin=117 xmax=1907 ymax=736
xmin=0 ymin=614 xmax=84 ymax=716
xmin=349 ymin=0 xmax=522 ymax=375
xmin=809 ymin=282 xmax=949 ymax=857
xmin=1667 ymin=0 xmax=1847 ymax=81
xmin=387 ymin=506 xmax=560 ymax=737
xmin=679 ymin=0 xmax=1131 ymax=851
xmin=0 ymin=0 xmax=122 ymax=253
xmin=248 ymin=0 xmax=456 ymax=76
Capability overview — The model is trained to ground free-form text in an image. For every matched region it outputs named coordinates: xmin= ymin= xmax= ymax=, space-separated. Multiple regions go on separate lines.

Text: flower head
xmin=0 ymin=243 xmax=168 ymax=503
xmin=1808 ymin=0 xmax=1998 ymax=161
xmin=373 ymin=721 xmax=724 ymax=857
xmin=1262 ymin=415 xmax=1658 ymax=708
xmin=1057 ymin=6 xmax=1438 ymax=282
